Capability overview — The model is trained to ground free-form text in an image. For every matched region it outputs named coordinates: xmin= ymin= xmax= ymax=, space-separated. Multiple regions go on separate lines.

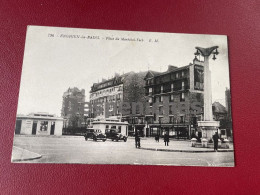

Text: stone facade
xmin=143 ymin=61 xmax=205 ymax=138
xmin=89 ymin=72 xmax=147 ymax=124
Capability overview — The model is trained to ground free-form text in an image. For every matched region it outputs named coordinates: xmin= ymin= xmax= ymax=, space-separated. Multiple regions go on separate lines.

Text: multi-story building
xmin=212 ymin=101 xmax=230 ymax=138
xmin=212 ymin=101 xmax=227 ymax=121
xmin=89 ymin=72 xmax=147 ymax=135
xmin=144 ymin=58 xmax=205 ymax=138
xmin=225 ymin=88 xmax=233 ymax=137
xmin=61 ymin=87 xmax=85 ymax=128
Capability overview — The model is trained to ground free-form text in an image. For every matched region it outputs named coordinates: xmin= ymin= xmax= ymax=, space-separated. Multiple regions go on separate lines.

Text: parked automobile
xmin=105 ymin=129 xmax=127 ymax=142
xmin=84 ymin=128 xmax=106 ymax=142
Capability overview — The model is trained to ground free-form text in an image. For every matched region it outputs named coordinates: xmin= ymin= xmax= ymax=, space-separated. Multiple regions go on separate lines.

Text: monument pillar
xmin=203 ymin=56 xmax=213 ymax=121
xmin=195 ymin=46 xmax=220 ymax=143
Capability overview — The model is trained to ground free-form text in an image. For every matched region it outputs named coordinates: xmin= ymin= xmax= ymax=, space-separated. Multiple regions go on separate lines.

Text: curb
xmin=139 ymin=147 xmax=234 ymax=153
xmin=14 ymin=135 xmax=83 ymax=138
xmin=12 ymin=146 xmax=42 ymax=162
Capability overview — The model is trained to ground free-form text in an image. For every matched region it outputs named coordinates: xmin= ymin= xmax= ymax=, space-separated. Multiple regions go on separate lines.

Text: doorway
xmin=32 ymin=121 xmax=37 ymax=135
xmin=15 ymin=120 xmax=22 ymax=134
xmin=50 ymin=122 xmax=55 ymax=135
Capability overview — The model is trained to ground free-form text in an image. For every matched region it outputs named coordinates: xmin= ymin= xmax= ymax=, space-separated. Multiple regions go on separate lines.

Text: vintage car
xmin=84 ymin=128 xmax=106 ymax=142
xmin=105 ymin=129 xmax=127 ymax=142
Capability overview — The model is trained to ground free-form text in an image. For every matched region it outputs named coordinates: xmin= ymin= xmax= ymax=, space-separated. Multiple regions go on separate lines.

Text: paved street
xmin=12 ymin=136 xmax=235 ymax=166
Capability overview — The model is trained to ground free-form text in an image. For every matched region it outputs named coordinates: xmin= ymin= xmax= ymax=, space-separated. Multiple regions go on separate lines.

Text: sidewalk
xmin=138 ymin=138 xmax=234 ymax=153
xmin=11 ymin=146 xmax=42 ymax=162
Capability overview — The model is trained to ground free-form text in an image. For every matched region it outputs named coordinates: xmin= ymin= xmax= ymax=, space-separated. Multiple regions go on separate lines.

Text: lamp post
xmin=195 ymin=46 xmax=220 ymax=142
xmin=195 ymin=46 xmax=218 ymax=121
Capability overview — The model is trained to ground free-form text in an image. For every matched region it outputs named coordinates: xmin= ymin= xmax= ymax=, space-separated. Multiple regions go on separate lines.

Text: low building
xmin=92 ymin=119 xmax=129 ymax=136
xmin=15 ymin=113 xmax=63 ymax=136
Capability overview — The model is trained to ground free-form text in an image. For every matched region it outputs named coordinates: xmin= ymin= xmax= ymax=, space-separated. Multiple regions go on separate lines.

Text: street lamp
xmin=195 ymin=46 xmax=220 ymax=143
xmin=194 ymin=46 xmax=218 ymax=122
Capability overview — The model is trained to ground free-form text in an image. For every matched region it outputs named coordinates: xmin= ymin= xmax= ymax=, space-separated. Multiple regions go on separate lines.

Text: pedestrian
xmin=138 ymin=136 xmax=141 ymax=148
xmin=213 ymin=132 xmax=219 ymax=151
xmin=155 ymin=134 xmax=159 ymax=142
xmin=135 ymin=132 xmax=140 ymax=148
xmin=164 ymin=132 xmax=169 ymax=146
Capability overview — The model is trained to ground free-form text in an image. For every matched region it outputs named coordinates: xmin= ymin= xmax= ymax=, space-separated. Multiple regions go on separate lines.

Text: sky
xmin=17 ymin=26 xmax=231 ymax=116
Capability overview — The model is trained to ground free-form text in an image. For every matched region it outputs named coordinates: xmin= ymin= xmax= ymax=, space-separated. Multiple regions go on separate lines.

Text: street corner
xmin=11 ymin=146 xmax=42 ymax=162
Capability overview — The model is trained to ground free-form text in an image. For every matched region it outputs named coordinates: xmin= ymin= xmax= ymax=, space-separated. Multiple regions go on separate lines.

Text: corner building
xmin=144 ymin=59 xmax=205 ymax=138
xmin=89 ymin=72 xmax=147 ymax=126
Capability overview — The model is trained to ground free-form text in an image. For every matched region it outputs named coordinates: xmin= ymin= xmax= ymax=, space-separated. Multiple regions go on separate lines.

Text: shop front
xmin=147 ymin=124 xmax=189 ymax=139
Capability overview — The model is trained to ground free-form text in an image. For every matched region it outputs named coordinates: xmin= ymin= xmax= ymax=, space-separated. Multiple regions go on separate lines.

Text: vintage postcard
xmin=12 ymin=26 xmax=234 ymax=166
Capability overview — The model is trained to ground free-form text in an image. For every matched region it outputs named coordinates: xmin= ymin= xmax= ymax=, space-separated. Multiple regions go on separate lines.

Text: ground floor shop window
xmin=40 ymin=121 xmax=48 ymax=131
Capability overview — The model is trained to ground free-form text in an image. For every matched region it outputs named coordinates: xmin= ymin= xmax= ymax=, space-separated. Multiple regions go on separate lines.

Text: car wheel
xmin=102 ymin=139 xmax=106 ymax=142
xmin=85 ymin=137 xmax=88 ymax=141
xmin=116 ymin=138 xmax=119 ymax=142
xmin=112 ymin=139 xmax=114 ymax=141
xmin=124 ymin=138 xmax=127 ymax=142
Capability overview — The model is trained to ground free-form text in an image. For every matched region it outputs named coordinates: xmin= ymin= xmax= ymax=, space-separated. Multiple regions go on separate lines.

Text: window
xmin=118 ymin=126 xmax=121 ymax=133
xmin=149 ymin=88 xmax=152 ymax=93
xmin=182 ymin=71 xmax=184 ymax=77
xmin=180 ymin=93 xmax=185 ymax=102
xmin=161 ymin=85 xmax=163 ymax=92
xmin=176 ymin=72 xmax=179 ymax=79
xmin=169 ymin=116 xmax=174 ymax=123
xmin=180 ymin=116 xmax=184 ymax=123
xmin=40 ymin=121 xmax=48 ymax=131
xmin=221 ymin=130 xmax=226 ymax=135
xmin=159 ymin=96 xmax=163 ymax=102
xmin=171 ymin=83 xmax=174 ymax=91
xmin=169 ymin=105 xmax=173 ymax=115
xmin=182 ymin=81 xmax=184 ymax=89
xmin=159 ymin=117 xmax=163 ymax=124
xmin=170 ymin=94 xmax=174 ymax=102
xmin=159 ymin=106 xmax=163 ymax=115
xmin=153 ymin=97 xmax=156 ymax=103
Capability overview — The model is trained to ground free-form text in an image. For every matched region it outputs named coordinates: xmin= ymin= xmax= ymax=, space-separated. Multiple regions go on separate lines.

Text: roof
xmin=144 ymin=64 xmax=193 ymax=80
xmin=90 ymin=71 xmax=147 ymax=92
xmin=212 ymin=102 xmax=227 ymax=114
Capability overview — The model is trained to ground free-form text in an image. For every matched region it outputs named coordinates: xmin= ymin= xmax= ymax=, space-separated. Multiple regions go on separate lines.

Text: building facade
xmin=143 ymin=59 xmax=205 ymax=138
xmin=89 ymin=72 xmax=147 ymax=135
xmin=15 ymin=113 xmax=63 ymax=136
xmin=225 ymin=88 xmax=233 ymax=138
xmin=212 ymin=101 xmax=229 ymax=138
xmin=61 ymin=87 xmax=85 ymax=128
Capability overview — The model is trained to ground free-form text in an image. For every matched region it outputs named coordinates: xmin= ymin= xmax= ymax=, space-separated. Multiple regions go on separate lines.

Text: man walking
xmin=213 ymin=132 xmax=219 ymax=151
xmin=164 ymin=132 xmax=169 ymax=146
xmin=135 ymin=132 xmax=140 ymax=148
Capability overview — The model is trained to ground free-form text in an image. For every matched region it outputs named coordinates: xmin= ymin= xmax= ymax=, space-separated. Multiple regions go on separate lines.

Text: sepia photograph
xmin=12 ymin=26 xmax=234 ymax=166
